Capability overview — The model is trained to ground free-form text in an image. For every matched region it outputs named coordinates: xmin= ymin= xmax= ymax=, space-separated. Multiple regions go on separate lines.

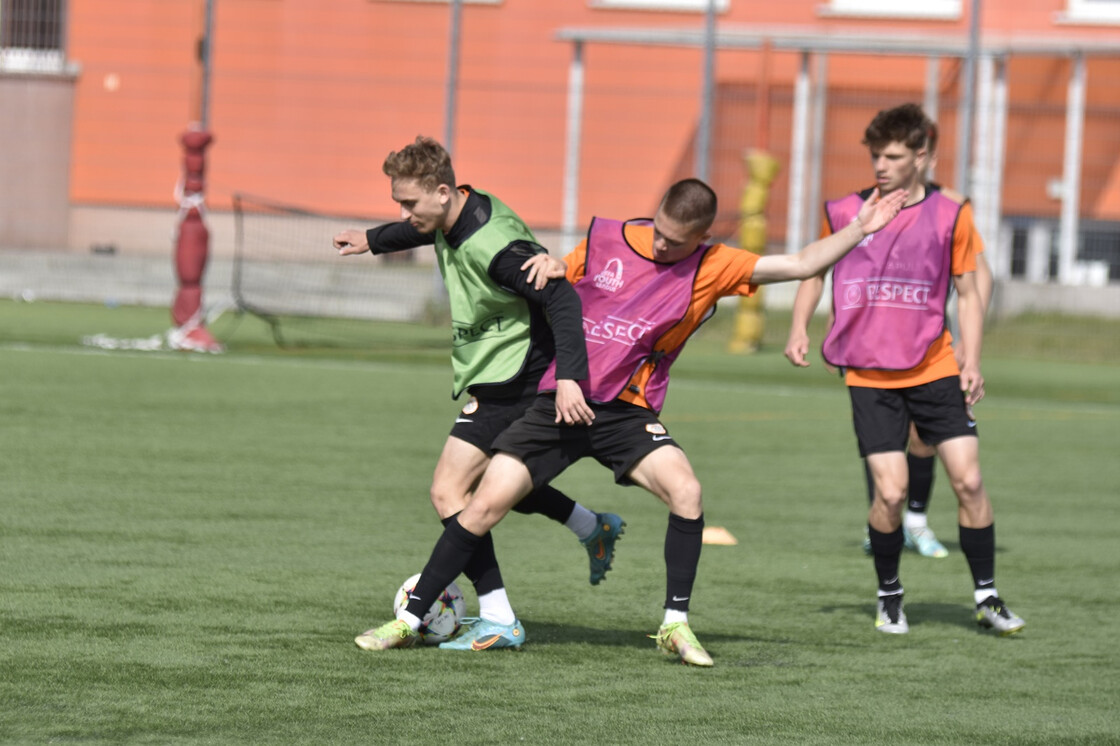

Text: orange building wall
xmin=65 ymin=0 xmax=1120 ymax=239
xmin=69 ymin=0 xmax=199 ymax=206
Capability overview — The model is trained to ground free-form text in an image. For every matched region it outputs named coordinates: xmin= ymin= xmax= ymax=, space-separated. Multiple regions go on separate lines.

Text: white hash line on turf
xmin=0 ymin=341 xmax=419 ymax=377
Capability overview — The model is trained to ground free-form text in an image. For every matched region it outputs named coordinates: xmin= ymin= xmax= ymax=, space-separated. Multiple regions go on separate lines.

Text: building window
xmin=591 ymin=0 xmax=729 ymax=11
xmin=1058 ymin=0 xmax=1120 ymax=24
xmin=818 ymin=0 xmax=961 ymax=20
xmin=0 ymin=0 xmax=66 ymax=72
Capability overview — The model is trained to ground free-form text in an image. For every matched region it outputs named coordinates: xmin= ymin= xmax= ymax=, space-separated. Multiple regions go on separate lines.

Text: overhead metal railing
xmin=555 ymin=24 xmax=1119 ymax=283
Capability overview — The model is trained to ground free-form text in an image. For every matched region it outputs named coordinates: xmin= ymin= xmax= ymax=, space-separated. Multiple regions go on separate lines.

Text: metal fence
xmin=554 ymin=27 xmax=1120 ymax=290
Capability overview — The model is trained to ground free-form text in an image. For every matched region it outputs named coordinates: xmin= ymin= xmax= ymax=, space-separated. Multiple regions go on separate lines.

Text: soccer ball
xmin=392 ymin=573 xmax=466 ymax=644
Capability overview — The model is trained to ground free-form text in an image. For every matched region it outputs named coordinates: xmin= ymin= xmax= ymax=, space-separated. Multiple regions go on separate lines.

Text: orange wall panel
xmin=61 ymin=0 xmax=1120 ymax=236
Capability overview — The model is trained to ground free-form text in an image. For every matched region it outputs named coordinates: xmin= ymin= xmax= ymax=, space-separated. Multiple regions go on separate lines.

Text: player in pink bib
xmin=785 ymin=103 xmax=1025 ymax=637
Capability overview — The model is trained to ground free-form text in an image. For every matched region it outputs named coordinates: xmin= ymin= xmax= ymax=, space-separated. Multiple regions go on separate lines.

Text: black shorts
xmin=491 ymin=395 xmax=679 ymax=489
xmin=849 ymin=376 xmax=978 ymax=457
xmin=448 ymin=392 xmax=537 ymax=455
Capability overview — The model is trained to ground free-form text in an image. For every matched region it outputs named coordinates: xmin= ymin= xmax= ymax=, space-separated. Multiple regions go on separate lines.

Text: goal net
xmin=231 ymin=193 xmax=442 ymax=347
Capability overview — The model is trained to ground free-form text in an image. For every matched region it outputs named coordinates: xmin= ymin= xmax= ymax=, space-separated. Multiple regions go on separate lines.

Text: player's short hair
xmin=863 ymin=103 xmax=936 ymax=153
xmin=382 ymin=136 xmax=456 ymax=192
xmin=659 ymin=178 xmax=717 ymax=233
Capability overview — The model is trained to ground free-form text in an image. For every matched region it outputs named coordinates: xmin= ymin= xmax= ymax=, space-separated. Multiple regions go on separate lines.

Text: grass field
xmin=2 ymin=300 xmax=1119 ymax=744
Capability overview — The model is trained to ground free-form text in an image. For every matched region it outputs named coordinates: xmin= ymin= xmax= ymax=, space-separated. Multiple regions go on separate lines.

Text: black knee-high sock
xmin=868 ymin=524 xmax=904 ymax=594
xmin=406 ymin=517 xmax=482 ymax=619
xmin=863 ymin=459 xmax=876 ymax=506
xmin=959 ymin=523 xmax=996 ymax=591
xmin=907 ymin=453 xmax=936 ymax=513
xmin=664 ymin=513 xmax=704 ymax=611
xmin=441 ymin=514 xmax=503 ymax=596
xmin=509 ymin=484 xmax=577 ymax=523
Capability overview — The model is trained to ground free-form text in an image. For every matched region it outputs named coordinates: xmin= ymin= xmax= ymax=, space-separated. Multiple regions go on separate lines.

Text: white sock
xmin=903 ymin=511 xmax=928 ymax=530
xmin=566 ymin=504 xmax=599 ymax=542
xmin=662 ymin=608 xmax=688 ymax=625
xmin=975 ymin=588 xmax=998 ymax=605
xmin=478 ymin=588 xmax=517 ymax=626
xmin=398 ymin=610 xmax=422 ymax=631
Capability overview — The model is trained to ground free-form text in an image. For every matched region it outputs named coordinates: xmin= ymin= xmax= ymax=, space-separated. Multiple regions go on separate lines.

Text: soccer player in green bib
xmin=334 ymin=136 xmax=620 ymax=650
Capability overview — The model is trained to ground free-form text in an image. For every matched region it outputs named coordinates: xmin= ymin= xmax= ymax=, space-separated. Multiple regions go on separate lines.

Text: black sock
xmin=959 ymin=523 xmax=996 ymax=592
xmin=664 ymin=513 xmax=704 ymax=611
xmin=405 ymin=517 xmax=481 ymax=619
xmin=441 ymin=514 xmax=503 ymax=596
xmin=863 ymin=459 xmax=875 ymax=506
xmin=907 ymin=453 xmax=936 ymax=513
xmin=868 ymin=524 xmax=904 ymax=594
xmin=510 ymin=484 xmax=577 ymax=523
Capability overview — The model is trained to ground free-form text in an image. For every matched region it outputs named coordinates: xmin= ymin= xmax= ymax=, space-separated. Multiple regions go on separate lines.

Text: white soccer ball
xmin=392 ymin=573 xmax=466 ymax=644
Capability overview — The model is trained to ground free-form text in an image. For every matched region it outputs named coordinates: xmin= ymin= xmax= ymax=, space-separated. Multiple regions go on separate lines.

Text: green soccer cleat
xmin=438 ymin=617 xmax=526 ymax=651
xmin=976 ymin=596 xmax=1025 ymax=636
xmin=650 ymin=621 xmax=713 ymax=667
xmin=354 ymin=619 xmax=419 ymax=651
xmin=904 ymin=525 xmax=949 ymax=558
xmin=875 ymin=593 xmax=909 ymax=634
xmin=862 ymin=526 xmax=872 ymax=555
xmin=582 ymin=512 xmax=626 ymax=585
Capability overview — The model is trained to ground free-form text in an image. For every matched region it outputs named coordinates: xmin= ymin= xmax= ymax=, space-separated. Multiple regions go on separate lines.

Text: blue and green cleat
xmin=582 ymin=512 xmax=626 ymax=585
xmin=904 ymin=525 xmax=949 ymax=558
xmin=438 ymin=617 xmax=526 ymax=651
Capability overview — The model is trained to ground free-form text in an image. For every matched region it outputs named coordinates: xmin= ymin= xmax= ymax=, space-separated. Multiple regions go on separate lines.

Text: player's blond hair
xmin=382 ymin=136 xmax=456 ymax=192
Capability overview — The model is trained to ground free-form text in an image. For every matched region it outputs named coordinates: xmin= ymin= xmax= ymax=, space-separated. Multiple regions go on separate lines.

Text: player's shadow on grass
xmin=524 ymin=619 xmax=754 ymax=649
xmin=818 ymin=600 xmax=1021 ymax=635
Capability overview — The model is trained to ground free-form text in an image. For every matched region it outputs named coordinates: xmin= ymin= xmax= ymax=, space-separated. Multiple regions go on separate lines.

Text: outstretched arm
xmin=333 ymin=221 xmax=434 ymax=256
xmin=750 ymin=188 xmax=906 ymax=284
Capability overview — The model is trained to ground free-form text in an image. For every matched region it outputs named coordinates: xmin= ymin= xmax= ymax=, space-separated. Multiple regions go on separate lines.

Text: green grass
xmin=2 ymin=300 xmax=1119 ymax=744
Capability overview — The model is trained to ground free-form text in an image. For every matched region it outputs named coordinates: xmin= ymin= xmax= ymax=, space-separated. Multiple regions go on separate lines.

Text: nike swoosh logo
xmin=672 ymin=595 xmax=689 ymax=602
xmin=471 ymin=635 xmax=503 ymax=650
xmin=652 ymin=435 xmax=673 ymax=441
xmin=455 ymin=418 xmax=473 ymax=423
xmin=593 ymin=542 xmax=606 ymax=560
xmin=968 ymin=420 xmax=977 ymax=428
xmin=408 ymin=594 xmax=421 ymax=601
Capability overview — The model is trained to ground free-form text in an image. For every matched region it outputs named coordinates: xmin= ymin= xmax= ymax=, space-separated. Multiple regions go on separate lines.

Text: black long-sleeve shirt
xmin=366 ymin=188 xmax=587 ymax=399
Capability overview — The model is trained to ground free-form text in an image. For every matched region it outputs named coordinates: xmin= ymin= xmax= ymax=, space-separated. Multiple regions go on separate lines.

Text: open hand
xmin=521 ymin=253 xmax=568 ymax=291
xmin=854 ymin=188 xmax=907 ymax=235
xmin=554 ymin=379 xmax=595 ymax=426
xmin=959 ymin=362 xmax=985 ymax=406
